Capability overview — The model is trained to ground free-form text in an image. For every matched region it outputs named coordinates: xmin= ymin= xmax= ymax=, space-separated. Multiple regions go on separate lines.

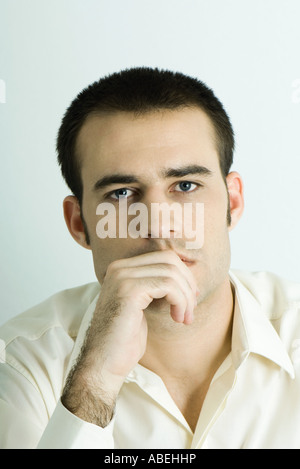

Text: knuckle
xmin=117 ymin=278 xmax=136 ymax=296
xmin=106 ymin=259 xmax=120 ymax=273
xmin=105 ymin=260 xmax=127 ymax=281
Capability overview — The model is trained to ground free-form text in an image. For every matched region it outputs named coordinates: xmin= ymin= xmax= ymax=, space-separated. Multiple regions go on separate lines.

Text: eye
xmin=173 ymin=181 xmax=198 ymax=193
xmin=109 ymin=188 xmax=135 ymax=200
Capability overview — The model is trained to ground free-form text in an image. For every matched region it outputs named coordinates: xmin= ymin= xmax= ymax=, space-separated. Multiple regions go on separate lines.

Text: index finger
xmin=115 ymin=249 xmax=198 ymax=294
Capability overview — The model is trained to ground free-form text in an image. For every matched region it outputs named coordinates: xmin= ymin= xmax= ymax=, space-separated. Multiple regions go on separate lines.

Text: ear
xmin=63 ymin=196 xmax=91 ymax=250
xmin=226 ymin=171 xmax=244 ymax=231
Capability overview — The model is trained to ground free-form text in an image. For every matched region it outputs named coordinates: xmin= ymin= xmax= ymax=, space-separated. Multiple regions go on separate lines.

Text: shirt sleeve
xmin=37 ymin=400 xmax=115 ymax=449
xmin=0 ymin=360 xmax=115 ymax=449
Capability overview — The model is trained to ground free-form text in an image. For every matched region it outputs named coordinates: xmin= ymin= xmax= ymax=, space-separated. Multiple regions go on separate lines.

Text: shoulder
xmin=231 ymin=270 xmax=300 ymax=355
xmin=0 ymin=282 xmax=99 ymax=424
xmin=0 ymin=282 xmax=100 ymax=356
xmin=0 ymin=282 xmax=100 ymax=399
xmin=231 ymin=270 xmax=300 ymax=319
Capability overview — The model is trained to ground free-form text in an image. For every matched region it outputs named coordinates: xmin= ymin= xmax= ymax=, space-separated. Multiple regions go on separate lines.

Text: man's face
xmin=76 ymin=107 xmax=238 ymax=306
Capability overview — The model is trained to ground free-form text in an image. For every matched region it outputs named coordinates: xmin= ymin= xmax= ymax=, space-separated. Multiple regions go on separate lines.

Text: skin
xmin=61 ymin=107 xmax=244 ymax=432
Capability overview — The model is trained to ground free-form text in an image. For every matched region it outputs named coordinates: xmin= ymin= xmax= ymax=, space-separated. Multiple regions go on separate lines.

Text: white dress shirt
xmin=1 ymin=270 xmax=300 ymax=449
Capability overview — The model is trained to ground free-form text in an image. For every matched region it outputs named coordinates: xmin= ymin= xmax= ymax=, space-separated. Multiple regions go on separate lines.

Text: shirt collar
xmin=229 ymin=270 xmax=294 ymax=378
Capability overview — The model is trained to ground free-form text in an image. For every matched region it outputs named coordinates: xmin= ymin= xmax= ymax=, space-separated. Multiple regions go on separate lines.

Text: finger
xmin=111 ymin=250 xmax=198 ymax=297
xmin=139 ymin=276 xmax=194 ymax=324
xmin=114 ymin=263 xmax=196 ymax=323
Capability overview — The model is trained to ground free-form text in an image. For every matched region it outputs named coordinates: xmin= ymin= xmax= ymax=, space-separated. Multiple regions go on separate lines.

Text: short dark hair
xmin=57 ymin=67 xmax=234 ymax=204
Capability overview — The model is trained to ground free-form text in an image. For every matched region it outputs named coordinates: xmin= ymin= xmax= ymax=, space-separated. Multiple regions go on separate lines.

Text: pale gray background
xmin=0 ymin=0 xmax=299 ymax=325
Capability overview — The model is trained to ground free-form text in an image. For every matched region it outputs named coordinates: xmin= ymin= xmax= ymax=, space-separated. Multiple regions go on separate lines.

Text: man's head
xmin=59 ymin=68 xmax=244 ymax=307
xmin=57 ymin=67 xmax=235 ymax=207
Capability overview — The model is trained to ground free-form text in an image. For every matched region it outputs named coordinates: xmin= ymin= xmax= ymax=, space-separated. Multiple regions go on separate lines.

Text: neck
xmin=140 ymin=276 xmax=234 ymax=383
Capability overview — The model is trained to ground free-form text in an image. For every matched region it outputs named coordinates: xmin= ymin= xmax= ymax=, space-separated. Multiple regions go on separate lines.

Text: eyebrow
xmin=161 ymin=164 xmax=213 ymax=179
xmin=93 ymin=165 xmax=212 ymax=191
xmin=93 ymin=174 xmax=139 ymax=191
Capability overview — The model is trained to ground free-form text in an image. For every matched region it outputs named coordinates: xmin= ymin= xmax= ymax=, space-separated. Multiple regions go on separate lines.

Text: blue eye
xmin=110 ymin=188 xmax=135 ymax=200
xmin=175 ymin=181 xmax=197 ymax=192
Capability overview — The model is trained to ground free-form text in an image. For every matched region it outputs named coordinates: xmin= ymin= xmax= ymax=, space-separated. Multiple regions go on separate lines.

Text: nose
xmin=139 ymin=189 xmax=183 ymax=240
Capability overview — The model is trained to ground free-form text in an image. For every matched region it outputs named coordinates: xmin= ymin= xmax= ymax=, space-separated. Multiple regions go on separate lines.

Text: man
xmin=1 ymin=67 xmax=300 ymax=449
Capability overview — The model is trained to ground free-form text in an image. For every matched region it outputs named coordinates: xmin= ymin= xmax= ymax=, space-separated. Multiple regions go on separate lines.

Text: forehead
xmin=77 ymin=108 xmax=220 ymax=180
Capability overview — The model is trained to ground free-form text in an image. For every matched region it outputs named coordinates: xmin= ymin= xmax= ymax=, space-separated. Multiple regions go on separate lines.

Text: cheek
xmin=203 ymin=193 xmax=228 ymax=236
